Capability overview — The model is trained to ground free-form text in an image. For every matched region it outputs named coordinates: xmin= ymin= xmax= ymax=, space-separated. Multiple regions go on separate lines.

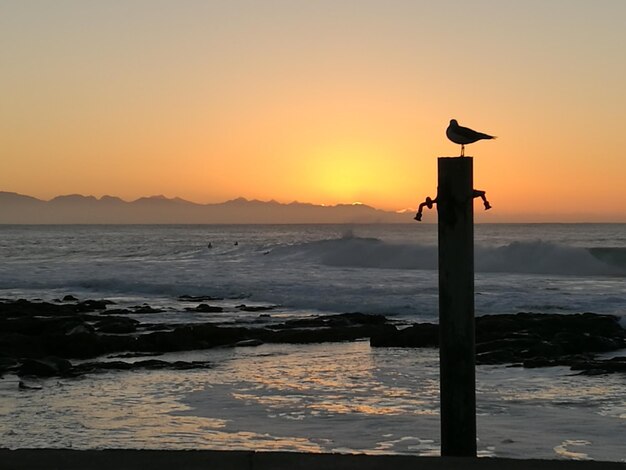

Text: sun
xmin=292 ymin=137 xmax=429 ymax=210
xmin=304 ymin=142 xmax=391 ymax=204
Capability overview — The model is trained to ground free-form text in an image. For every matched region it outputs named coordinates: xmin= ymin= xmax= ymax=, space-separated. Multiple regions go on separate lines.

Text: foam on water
xmin=268 ymin=237 xmax=626 ymax=276
xmin=1 ymin=225 xmax=626 ymax=320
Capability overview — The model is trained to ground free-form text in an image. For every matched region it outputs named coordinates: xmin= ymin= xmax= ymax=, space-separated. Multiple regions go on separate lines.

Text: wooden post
xmin=437 ymin=156 xmax=476 ymax=457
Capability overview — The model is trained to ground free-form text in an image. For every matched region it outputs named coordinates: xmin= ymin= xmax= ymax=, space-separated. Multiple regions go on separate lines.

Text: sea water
xmin=0 ymin=224 xmax=625 ymax=460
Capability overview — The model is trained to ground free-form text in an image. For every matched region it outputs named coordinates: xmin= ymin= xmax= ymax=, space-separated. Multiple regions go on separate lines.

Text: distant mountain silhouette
xmin=0 ymin=191 xmax=410 ymax=224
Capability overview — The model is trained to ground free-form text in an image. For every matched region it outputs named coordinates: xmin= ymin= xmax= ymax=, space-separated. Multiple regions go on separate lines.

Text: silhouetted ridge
xmin=0 ymin=191 xmax=42 ymax=202
xmin=0 ymin=191 xmax=408 ymax=224
xmin=50 ymin=194 xmax=98 ymax=203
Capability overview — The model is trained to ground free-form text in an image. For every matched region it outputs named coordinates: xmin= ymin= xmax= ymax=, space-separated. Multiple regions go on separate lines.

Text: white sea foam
xmin=1 ymin=225 xmax=626 ymax=320
xmin=477 ymin=241 xmax=626 ymax=276
xmin=268 ymin=237 xmax=626 ymax=276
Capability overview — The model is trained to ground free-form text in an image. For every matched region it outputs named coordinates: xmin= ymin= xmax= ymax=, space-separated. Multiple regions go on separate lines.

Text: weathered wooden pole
xmin=437 ymin=156 xmax=476 ymax=457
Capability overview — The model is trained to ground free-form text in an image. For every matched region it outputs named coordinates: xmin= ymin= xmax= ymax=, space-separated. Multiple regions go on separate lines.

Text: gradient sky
xmin=2 ymin=0 xmax=625 ymax=221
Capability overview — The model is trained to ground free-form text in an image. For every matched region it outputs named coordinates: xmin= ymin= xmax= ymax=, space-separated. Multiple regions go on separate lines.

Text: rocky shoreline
xmin=372 ymin=313 xmax=626 ymax=374
xmin=1 ymin=298 xmax=625 ymax=378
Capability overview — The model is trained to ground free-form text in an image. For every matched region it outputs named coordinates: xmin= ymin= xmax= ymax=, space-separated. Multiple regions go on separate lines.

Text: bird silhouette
xmin=446 ymin=119 xmax=495 ymax=156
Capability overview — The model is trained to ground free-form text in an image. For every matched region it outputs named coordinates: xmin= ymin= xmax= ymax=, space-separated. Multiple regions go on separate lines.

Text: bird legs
xmin=460 ymin=144 xmax=465 ymax=157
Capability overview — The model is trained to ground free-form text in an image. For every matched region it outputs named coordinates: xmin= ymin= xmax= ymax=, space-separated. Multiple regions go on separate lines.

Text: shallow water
xmin=2 ymin=342 xmax=625 ymax=460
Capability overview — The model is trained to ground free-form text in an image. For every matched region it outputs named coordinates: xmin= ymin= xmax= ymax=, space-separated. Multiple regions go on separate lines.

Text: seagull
xmin=446 ymin=119 xmax=496 ymax=156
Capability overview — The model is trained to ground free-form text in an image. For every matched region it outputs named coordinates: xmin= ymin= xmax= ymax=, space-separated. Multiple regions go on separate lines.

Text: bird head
xmin=449 ymin=119 xmax=458 ymax=126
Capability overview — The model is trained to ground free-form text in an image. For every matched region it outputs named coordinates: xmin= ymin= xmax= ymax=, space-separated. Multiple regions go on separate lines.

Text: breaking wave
xmin=268 ymin=237 xmax=626 ymax=277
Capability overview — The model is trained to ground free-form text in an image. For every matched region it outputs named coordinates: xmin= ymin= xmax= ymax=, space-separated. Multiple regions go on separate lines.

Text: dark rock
xmin=5 ymin=297 xmax=625 ymax=376
xmin=520 ymin=340 xmax=565 ymax=359
xmin=236 ymin=304 xmax=276 ymax=312
xmin=136 ymin=323 xmax=248 ymax=352
xmin=178 ymin=295 xmax=222 ymax=302
xmin=522 ymin=357 xmax=562 ymax=368
xmin=99 ymin=308 xmax=132 ymax=315
xmin=185 ymin=304 xmax=223 ymax=313
xmin=1 ymin=315 xmax=69 ymax=335
xmin=570 ymin=356 xmax=626 ymax=374
xmin=577 ymin=369 xmax=609 ymax=376
xmin=0 ymin=333 xmax=44 ymax=358
xmin=72 ymin=359 xmax=213 ymax=375
xmin=19 ymin=357 xmax=72 ymax=377
xmin=169 ymin=360 xmax=213 ymax=370
xmin=44 ymin=332 xmax=136 ymax=359
xmin=19 ymin=381 xmax=43 ymax=390
xmin=553 ymin=331 xmax=619 ymax=355
xmin=371 ymin=323 xmax=438 ymax=347
xmin=95 ymin=316 xmax=139 ymax=334
xmin=62 ymin=295 xmax=79 ymax=302
xmin=476 ymin=312 xmax=625 ymax=343
xmin=370 ymin=312 xmax=626 ymax=373
xmin=110 ymin=352 xmax=164 ymax=359
xmin=142 ymin=324 xmax=173 ymax=331
xmin=234 ymin=339 xmax=263 ymax=347
xmin=276 ymin=312 xmax=387 ymax=329
xmin=75 ymin=300 xmax=111 ymax=312
xmin=263 ymin=325 xmax=384 ymax=344
xmin=66 ymin=324 xmax=96 ymax=335
xmin=0 ymin=356 xmax=19 ymax=374
xmin=1 ymin=300 xmax=75 ymax=317
xmin=477 ymin=349 xmax=519 ymax=365
xmin=132 ymin=305 xmax=165 ymax=314
xmin=476 ymin=336 xmax=540 ymax=354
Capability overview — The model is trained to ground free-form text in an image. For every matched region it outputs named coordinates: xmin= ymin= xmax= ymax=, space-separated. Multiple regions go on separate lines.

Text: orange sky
xmin=1 ymin=1 xmax=626 ymax=221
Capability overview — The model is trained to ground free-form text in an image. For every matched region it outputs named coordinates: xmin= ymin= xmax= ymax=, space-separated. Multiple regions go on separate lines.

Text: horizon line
xmin=2 ymin=190 xmax=625 ymax=223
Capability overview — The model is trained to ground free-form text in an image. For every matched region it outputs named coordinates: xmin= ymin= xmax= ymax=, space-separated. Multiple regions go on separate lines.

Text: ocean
xmin=1 ymin=223 xmax=625 ymax=460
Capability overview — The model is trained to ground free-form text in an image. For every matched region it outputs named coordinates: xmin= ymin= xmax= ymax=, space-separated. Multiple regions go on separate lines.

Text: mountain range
xmin=0 ymin=192 xmax=411 ymax=224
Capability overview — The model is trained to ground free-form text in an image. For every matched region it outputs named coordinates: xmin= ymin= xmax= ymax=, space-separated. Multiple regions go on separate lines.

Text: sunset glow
xmin=1 ymin=1 xmax=626 ymax=221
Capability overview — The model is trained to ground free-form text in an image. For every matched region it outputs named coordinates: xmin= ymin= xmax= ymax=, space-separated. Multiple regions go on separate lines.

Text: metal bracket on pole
xmin=414 ymin=190 xmax=491 ymax=222
xmin=472 ymin=190 xmax=492 ymax=211
xmin=414 ymin=196 xmax=437 ymax=221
